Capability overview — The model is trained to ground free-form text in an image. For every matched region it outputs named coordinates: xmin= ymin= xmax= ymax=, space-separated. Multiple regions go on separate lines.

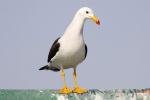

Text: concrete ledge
xmin=0 ymin=89 xmax=150 ymax=100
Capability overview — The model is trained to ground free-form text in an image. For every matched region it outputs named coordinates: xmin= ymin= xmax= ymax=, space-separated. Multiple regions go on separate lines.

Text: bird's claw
xmin=73 ymin=87 xmax=87 ymax=94
xmin=59 ymin=87 xmax=72 ymax=94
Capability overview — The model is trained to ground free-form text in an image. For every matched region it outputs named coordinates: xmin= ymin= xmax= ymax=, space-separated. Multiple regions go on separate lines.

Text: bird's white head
xmin=76 ymin=7 xmax=100 ymax=25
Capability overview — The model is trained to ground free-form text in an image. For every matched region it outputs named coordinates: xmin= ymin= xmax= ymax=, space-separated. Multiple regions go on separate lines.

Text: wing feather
xmin=84 ymin=44 xmax=88 ymax=59
xmin=47 ymin=37 xmax=60 ymax=62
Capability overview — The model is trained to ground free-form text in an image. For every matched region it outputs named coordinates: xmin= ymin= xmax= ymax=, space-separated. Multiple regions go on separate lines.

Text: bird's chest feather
xmin=61 ymin=37 xmax=84 ymax=56
xmin=58 ymin=36 xmax=85 ymax=65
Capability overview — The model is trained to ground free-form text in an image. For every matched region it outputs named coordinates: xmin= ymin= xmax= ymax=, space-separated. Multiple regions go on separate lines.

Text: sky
xmin=0 ymin=0 xmax=150 ymax=89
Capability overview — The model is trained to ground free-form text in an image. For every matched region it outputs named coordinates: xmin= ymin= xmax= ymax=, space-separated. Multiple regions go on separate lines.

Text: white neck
xmin=63 ymin=13 xmax=86 ymax=37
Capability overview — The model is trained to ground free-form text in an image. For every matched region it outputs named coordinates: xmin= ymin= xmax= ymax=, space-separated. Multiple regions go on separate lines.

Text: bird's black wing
xmin=47 ymin=37 xmax=60 ymax=63
xmin=84 ymin=44 xmax=88 ymax=59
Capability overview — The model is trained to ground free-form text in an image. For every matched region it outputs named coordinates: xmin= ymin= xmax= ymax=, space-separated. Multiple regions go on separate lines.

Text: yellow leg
xmin=73 ymin=67 xmax=87 ymax=94
xmin=59 ymin=67 xmax=72 ymax=94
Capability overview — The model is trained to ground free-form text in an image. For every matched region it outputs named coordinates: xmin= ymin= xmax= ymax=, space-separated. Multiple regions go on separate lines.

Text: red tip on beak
xmin=96 ymin=20 xmax=100 ymax=25
xmin=92 ymin=16 xmax=100 ymax=25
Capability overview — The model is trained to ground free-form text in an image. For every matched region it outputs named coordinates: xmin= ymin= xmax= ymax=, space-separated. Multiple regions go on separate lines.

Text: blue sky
xmin=0 ymin=0 xmax=150 ymax=89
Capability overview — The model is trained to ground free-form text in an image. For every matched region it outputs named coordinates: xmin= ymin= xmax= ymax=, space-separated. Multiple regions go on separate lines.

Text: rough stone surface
xmin=0 ymin=89 xmax=150 ymax=100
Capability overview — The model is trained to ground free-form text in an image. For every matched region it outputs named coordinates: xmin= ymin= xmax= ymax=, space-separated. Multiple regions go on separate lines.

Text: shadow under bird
xmin=39 ymin=7 xmax=100 ymax=94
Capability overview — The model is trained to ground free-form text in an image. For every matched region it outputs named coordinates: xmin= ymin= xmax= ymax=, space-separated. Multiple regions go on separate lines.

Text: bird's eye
xmin=86 ymin=11 xmax=89 ymax=14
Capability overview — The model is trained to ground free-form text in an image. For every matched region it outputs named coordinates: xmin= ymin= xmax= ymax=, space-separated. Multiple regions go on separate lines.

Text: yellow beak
xmin=91 ymin=16 xmax=100 ymax=25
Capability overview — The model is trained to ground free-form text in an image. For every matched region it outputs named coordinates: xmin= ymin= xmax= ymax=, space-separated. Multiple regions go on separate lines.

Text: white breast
xmin=52 ymin=35 xmax=85 ymax=68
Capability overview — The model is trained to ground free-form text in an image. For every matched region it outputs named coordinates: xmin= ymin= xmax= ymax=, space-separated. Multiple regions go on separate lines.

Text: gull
xmin=39 ymin=7 xmax=100 ymax=94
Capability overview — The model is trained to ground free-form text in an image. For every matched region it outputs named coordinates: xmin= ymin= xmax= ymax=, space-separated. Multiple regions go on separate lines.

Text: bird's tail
xmin=39 ymin=65 xmax=49 ymax=70
xmin=39 ymin=65 xmax=60 ymax=72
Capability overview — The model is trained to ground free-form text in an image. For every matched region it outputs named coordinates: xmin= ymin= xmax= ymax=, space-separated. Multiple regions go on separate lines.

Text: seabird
xmin=39 ymin=7 xmax=100 ymax=94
